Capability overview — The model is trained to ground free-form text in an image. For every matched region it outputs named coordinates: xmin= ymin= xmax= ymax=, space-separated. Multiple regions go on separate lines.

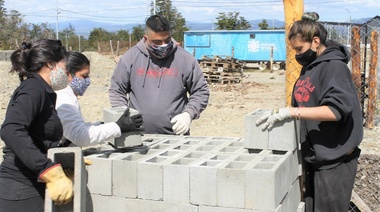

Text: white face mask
xmin=50 ymin=64 xmax=69 ymax=91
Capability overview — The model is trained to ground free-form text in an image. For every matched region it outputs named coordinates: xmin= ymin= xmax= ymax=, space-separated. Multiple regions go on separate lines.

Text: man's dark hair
xmin=145 ymin=15 xmax=171 ymax=33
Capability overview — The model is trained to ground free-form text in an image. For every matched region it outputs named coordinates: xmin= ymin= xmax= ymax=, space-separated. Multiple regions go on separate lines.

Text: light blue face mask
xmin=69 ymin=76 xmax=91 ymax=96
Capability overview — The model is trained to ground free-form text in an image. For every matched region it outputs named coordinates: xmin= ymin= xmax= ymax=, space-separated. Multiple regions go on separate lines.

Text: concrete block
xmin=124 ymin=199 xmax=198 ymax=212
xmin=103 ymin=107 xmax=142 ymax=148
xmin=297 ymin=201 xmax=305 ymax=212
xmin=138 ymin=155 xmax=168 ymax=200
xmin=162 ymin=151 xmax=209 ymax=204
xmin=86 ymin=194 xmax=128 ymax=212
xmin=85 ymin=154 xmax=113 ymax=195
xmin=244 ymin=109 xmax=269 ymax=150
xmin=245 ymin=150 xmax=299 ymax=210
xmin=280 ymin=178 xmax=301 ymax=212
xmin=217 ymin=160 xmax=249 ymax=208
xmin=111 ymin=153 xmax=148 ymax=198
xmin=189 ymin=154 xmax=232 ymax=206
xmin=45 ymin=147 xmax=86 ymax=212
xmin=268 ymin=119 xmax=300 ymax=151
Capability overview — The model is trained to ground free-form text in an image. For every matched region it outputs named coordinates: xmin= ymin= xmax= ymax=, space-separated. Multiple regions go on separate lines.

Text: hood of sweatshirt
xmin=308 ymin=40 xmax=351 ymax=68
xmin=135 ymin=38 xmax=178 ymax=88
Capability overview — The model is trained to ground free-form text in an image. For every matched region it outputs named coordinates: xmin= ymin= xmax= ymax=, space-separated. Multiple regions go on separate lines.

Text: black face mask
xmin=295 ymin=48 xmax=317 ymax=66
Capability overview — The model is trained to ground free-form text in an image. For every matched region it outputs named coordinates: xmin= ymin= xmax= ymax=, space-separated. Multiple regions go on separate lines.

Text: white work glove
xmin=255 ymin=108 xmax=292 ymax=131
xmin=170 ymin=112 xmax=192 ymax=135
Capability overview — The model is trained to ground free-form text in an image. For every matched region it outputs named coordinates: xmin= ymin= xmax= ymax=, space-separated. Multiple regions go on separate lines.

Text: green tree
xmin=115 ymin=29 xmax=130 ymax=41
xmin=150 ymin=0 xmax=188 ymax=42
xmin=4 ymin=10 xmax=29 ymax=49
xmin=258 ymin=19 xmax=269 ymax=30
xmin=88 ymin=28 xmax=111 ymax=45
xmin=29 ymin=23 xmax=55 ymax=42
xmin=131 ymin=24 xmax=144 ymax=42
xmin=215 ymin=11 xmax=251 ymax=30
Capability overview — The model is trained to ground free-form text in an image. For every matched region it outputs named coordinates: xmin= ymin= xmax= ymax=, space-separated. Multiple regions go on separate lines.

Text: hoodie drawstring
xmin=142 ymin=55 xmax=150 ymax=88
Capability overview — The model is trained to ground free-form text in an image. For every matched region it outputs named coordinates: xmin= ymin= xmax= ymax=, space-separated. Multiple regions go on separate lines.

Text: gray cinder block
xmin=85 ymin=154 xmax=113 ymax=196
xmin=280 ymin=178 xmax=301 ymax=212
xmin=245 ymin=150 xmax=299 ymax=210
xmin=103 ymin=107 xmax=142 ymax=148
xmin=45 ymin=147 xmax=87 ymax=212
xmin=244 ymin=109 xmax=269 ymax=150
xmin=269 ymin=119 xmax=300 ymax=151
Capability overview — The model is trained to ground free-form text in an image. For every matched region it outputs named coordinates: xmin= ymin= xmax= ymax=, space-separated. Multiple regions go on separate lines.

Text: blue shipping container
xmin=183 ymin=30 xmax=286 ymax=63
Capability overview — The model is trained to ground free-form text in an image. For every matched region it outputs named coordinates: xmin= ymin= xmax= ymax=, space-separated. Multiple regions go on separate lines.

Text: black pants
xmin=0 ymin=196 xmax=44 ymax=212
xmin=304 ymin=147 xmax=361 ymax=212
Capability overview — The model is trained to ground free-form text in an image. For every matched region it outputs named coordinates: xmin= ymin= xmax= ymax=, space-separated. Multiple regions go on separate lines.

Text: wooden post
xmin=116 ymin=40 xmax=120 ymax=56
xmin=351 ymin=26 xmax=361 ymax=100
xmin=365 ymin=30 xmax=378 ymax=129
xmin=110 ymin=40 xmax=114 ymax=56
xmin=283 ymin=0 xmax=304 ymax=106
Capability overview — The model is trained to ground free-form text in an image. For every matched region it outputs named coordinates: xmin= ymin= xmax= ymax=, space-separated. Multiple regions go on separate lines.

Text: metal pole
xmin=345 ymin=8 xmax=351 ymax=46
xmin=153 ymin=0 xmax=156 ymax=15
xmin=56 ymin=0 xmax=59 ymax=39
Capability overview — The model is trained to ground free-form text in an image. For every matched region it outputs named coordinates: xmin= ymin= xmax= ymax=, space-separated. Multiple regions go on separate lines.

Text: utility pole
xmin=56 ymin=0 xmax=59 ymax=39
xmin=153 ymin=0 xmax=156 ymax=15
xmin=346 ymin=8 xmax=351 ymax=46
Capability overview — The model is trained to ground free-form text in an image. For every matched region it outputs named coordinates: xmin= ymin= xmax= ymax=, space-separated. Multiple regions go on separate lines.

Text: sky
xmin=3 ymin=0 xmax=380 ymax=26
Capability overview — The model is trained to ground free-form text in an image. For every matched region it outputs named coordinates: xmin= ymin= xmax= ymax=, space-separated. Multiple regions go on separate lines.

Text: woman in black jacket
xmin=0 ymin=39 xmax=72 ymax=211
xmin=256 ymin=12 xmax=362 ymax=211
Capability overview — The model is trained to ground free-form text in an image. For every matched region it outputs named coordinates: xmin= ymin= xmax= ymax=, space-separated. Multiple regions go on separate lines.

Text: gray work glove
xmin=115 ymin=108 xmax=143 ymax=133
xmin=255 ymin=108 xmax=292 ymax=131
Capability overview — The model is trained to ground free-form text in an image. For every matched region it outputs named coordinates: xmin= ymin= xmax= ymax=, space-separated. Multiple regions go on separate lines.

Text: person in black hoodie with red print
xmin=256 ymin=12 xmax=362 ymax=211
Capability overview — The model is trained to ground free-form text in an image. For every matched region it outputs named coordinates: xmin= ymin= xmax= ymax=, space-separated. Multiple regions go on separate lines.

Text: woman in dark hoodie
xmin=256 ymin=12 xmax=363 ymax=211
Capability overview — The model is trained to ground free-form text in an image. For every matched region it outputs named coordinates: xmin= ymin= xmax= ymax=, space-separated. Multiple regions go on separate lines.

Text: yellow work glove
xmin=84 ymin=159 xmax=93 ymax=166
xmin=39 ymin=164 xmax=73 ymax=205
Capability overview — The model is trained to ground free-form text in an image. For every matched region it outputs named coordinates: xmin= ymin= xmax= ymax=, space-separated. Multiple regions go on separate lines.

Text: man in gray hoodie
xmin=109 ymin=15 xmax=210 ymax=135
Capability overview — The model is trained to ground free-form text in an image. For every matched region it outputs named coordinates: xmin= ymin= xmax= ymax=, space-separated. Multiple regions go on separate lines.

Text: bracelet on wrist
xmin=293 ymin=107 xmax=301 ymax=120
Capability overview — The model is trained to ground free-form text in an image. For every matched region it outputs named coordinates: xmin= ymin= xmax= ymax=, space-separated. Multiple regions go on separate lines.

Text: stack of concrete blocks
xmin=103 ymin=107 xmax=142 ymax=148
xmin=244 ymin=109 xmax=304 ymax=212
xmin=83 ymin=129 xmax=304 ymax=212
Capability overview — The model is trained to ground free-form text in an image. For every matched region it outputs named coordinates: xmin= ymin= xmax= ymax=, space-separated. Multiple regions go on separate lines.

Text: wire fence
xmin=324 ymin=19 xmax=380 ymax=129
xmin=286 ymin=17 xmax=380 ymax=128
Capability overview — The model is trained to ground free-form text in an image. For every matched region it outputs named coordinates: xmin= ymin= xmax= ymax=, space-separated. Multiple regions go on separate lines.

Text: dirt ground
xmin=0 ymin=51 xmax=379 ymax=209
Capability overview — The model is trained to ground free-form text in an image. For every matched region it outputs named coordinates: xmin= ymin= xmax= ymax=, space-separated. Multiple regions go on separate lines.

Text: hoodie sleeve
xmin=319 ymin=60 xmax=358 ymax=121
xmin=183 ymin=57 xmax=210 ymax=120
xmin=109 ymin=53 xmax=132 ymax=107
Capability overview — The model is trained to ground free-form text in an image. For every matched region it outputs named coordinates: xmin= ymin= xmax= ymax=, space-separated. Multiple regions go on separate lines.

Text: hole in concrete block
xmin=271 ymin=150 xmax=287 ymax=155
xmin=151 ymin=144 xmax=170 ymax=149
xmin=160 ymin=150 xmax=180 ymax=156
xmin=210 ymin=154 xmax=229 ymax=160
xmin=219 ymin=147 xmax=240 ymax=153
xmin=162 ymin=139 xmax=181 ymax=144
xmin=196 ymin=145 xmax=216 ymax=151
xmin=225 ymin=161 xmax=248 ymax=169
xmin=183 ymin=140 xmax=200 ymax=145
xmin=200 ymin=160 xmax=220 ymax=167
xmin=228 ymin=142 xmax=244 ymax=147
xmin=146 ymin=157 xmax=166 ymax=163
xmin=262 ymin=155 xmax=282 ymax=163
xmin=246 ymin=149 xmax=263 ymax=154
xmin=184 ymin=152 xmax=205 ymax=159
xmin=252 ymin=162 xmax=275 ymax=169
xmin=123 ymin=154 xmax=145 ymax=161
xmin=172 ymin=158 xmax=195 ymax=165
xmin=206 ymin=141 xmax=224 ymax=145
xmin=234 ymin=155 xmax=256 ymax=162
xmin=173 ymin=145 xmax=190 ymax=150
xmin=212 ymin=137 xmax=236 ymax=141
